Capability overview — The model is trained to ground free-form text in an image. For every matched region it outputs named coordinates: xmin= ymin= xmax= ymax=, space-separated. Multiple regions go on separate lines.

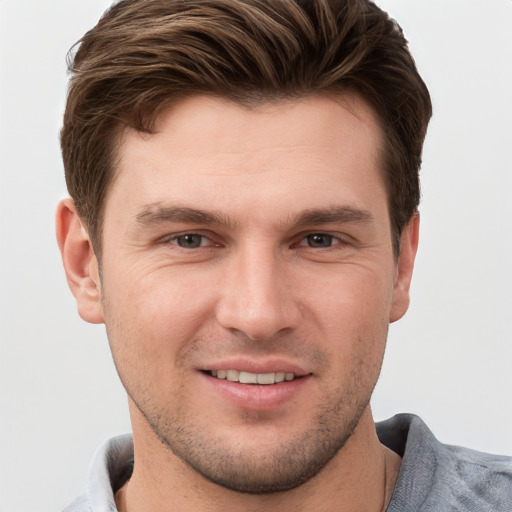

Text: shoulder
xmin=378 ymin=414 xmax=512 ymax=512
xmin=61 ymin=494 xmax=89 ymax=512
xmin=61 ymin=433 xmax=134 ymax=512
xmin=439 ymin=442 xmax=512 ymax=508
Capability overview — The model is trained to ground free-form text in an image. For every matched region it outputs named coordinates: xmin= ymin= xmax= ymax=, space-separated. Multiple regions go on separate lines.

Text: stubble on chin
xmin=109 ymin=320 xmax=387 ymax=494
xmin=132 ymin=373 xmax=372 ymax=495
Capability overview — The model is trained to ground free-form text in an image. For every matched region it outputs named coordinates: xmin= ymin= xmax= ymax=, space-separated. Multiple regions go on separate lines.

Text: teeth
xmin=227 ymin=369 xmax=239 ymax=382
xmin=240 ymin=371 xmax=258 ymax=384
xmin=210 ymin=370 xmax=296 ymax=384
xmin=256 ymin=373 xmax=274 ymax=385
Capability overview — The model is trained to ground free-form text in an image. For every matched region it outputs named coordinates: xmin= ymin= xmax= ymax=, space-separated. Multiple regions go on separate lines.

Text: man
xmin=56 ymin=0 xmax=512 ymax=510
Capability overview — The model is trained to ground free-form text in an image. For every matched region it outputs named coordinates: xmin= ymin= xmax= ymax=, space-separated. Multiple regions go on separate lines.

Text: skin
xmin=57 ymin=94 xmax=418 ymax=512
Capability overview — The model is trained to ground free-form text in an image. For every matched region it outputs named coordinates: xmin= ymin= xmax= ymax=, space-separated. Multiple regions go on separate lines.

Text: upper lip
xmin=200 ymin=358 xmax=310 ymax=377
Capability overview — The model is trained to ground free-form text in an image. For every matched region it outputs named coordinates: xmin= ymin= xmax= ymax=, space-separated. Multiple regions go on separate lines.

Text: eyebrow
xmin=136 ymin=203 xmax=232 ymax=227
xmin=135 ymin=203 xmax=373 ymax=229
xmin=292 ymin=206 xmax=374 ymax=227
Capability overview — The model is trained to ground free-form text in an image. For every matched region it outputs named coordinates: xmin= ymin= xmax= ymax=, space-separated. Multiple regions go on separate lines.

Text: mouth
xmin=207 ymin=369 xmax=299 ymax=384
xmin=202 ymin=366 xmax=312 ymax=410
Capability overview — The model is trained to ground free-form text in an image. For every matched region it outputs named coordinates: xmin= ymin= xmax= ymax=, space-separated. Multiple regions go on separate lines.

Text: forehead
xmin=107 ymin=93 xmax=387 ymax=226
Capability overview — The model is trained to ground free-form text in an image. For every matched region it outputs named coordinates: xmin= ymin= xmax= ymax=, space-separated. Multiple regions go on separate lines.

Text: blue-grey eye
xmin=175 ymin=234 xmax=204 ymax=248
xmin=306 ymin=233 xmax=334 ymax=248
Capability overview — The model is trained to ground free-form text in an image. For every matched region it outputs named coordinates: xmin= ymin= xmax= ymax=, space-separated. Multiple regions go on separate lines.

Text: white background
xmin=0 ymin=1 xmax=511 ymax=511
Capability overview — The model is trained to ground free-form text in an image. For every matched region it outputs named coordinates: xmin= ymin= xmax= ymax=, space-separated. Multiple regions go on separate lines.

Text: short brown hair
xmin=61 ymin=0 xmax=432 ymax=255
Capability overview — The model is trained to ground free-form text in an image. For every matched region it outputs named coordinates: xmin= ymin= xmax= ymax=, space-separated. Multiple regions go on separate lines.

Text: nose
xmin=215 ymin=243 xmax=301 ymax=341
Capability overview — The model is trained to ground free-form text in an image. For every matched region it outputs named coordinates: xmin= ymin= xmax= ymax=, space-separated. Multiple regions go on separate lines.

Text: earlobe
xmin=390 ymin=213 xmax=420 ymax=323
xmin=56 ymin=198 xmax=104 ymax=324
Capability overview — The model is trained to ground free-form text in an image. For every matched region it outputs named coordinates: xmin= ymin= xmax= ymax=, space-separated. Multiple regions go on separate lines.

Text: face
xmin=77 ymin=94 xmax=416 ymax=493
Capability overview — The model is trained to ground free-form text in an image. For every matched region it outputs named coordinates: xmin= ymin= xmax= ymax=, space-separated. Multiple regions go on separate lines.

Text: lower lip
xmin=201 ymin=372 xmax=311 ymax=411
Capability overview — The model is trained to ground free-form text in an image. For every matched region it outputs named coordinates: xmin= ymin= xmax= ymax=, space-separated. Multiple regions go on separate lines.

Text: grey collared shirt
xmin=62 ymin=414 xmax=512 ymax=511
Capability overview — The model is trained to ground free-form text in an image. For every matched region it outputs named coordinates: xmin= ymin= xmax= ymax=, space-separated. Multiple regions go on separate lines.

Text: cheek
xmin=305 ymin=264 xmax=395 ymax=331
xmin=101 ymin=267 xmax=217 ymax=376
xmin=303 ymin=265 xmax=393 ymax=374
xmin=107 ymin=260 xmax=216 ymax=323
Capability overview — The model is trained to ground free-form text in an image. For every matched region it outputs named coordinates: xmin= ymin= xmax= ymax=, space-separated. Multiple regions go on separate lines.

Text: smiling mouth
xmin=208 ymin=369 xmax=298 ymax=385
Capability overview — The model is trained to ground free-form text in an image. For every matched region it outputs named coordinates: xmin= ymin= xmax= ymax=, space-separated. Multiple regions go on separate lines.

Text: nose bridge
xmin=216 ymin=239 xmax=299 ymax=340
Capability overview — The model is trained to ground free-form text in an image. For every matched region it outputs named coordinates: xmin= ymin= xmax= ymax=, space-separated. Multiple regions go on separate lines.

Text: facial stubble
xmin=123 ymin=345 xmax=383 ymax=495
xmin=103 ymin=289 xmax=387 ymax=495
xmin=139 ymin=389 xmax=370 ymax=494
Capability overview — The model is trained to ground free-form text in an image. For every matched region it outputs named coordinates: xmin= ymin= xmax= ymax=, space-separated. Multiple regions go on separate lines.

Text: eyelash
xmin=296 ymin=233 xmax=345 ymax=249
xmin=167 ymin=233 xmax=216 ymax=249
xmin=163 ymin=231 xmax=349 ymax=250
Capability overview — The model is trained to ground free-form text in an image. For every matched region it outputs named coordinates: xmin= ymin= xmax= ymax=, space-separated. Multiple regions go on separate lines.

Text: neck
xmin=116 ymin=406 xmax=401 ymax=512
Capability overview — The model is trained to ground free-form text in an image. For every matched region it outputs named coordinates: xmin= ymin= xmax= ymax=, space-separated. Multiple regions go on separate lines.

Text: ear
xmin=56 ymin=198 xmax=104 ymax=324
xmin=390 ymin=213 xmax=420 ymax=323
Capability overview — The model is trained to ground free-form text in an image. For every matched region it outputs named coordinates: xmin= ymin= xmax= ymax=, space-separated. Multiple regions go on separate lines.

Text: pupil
xmin=178 ymin=234 xmax=202 ymax=248
xmin=308 ymin=234 xmax=332 ymax=247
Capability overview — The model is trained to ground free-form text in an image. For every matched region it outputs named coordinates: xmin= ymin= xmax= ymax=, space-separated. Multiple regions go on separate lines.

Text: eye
xmin=303 ymin=233 xmax=336 ymax=248
xmin=172 ymin=234 xmax=208 ymax=249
